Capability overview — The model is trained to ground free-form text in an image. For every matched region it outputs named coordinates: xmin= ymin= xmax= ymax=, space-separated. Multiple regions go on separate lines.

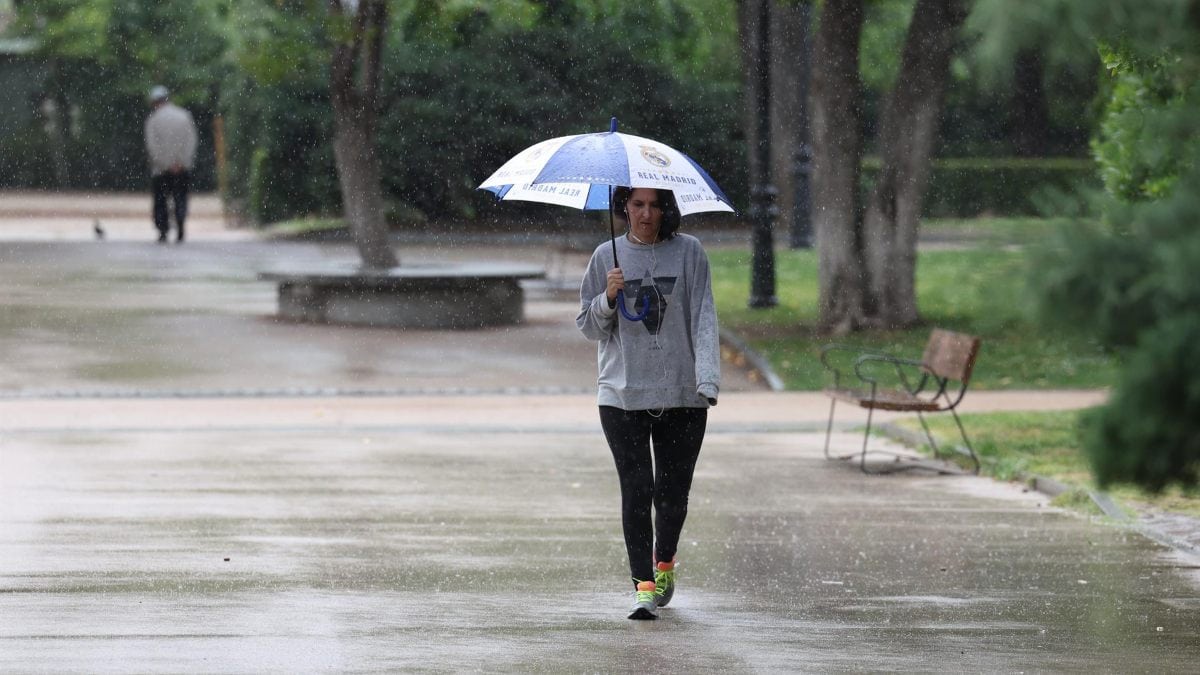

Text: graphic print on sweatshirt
xmin=623 ymin=275 xmax=677 ymax=335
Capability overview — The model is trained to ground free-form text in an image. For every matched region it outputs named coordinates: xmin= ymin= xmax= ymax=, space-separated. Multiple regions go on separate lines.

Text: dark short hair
xmin=611 ymin=186 xmax=681 ymax=240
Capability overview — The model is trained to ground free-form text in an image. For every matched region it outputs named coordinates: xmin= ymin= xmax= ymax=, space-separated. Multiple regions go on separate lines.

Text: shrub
xmin=379 ymin=25 xmax=742 ymax=222
xmin=1084 ymin=314 xmax=1200 ymax=491
xmin=1028 ymin=218 xmax=1159 ymax=349
xmin=1030 ymin=39 xmax=1200 ymax=492
xmin=1091 ymin=44 xmax=1193 ymax=201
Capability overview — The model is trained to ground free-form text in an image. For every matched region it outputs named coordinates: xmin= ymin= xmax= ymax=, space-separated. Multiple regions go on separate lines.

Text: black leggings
xmin=599 ymin=406 xmax=707 ymax=585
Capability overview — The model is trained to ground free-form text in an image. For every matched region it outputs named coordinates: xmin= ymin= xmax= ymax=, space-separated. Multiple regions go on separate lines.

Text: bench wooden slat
xmin=823 ymin=387 xmax=943 ymax=412
xmin=921 ymin=329 xmax=981 ymax=384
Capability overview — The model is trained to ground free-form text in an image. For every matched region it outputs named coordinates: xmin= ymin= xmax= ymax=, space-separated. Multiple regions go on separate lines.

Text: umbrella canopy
xmin=478 ymin=119 xmax=733 ymax=323
xmin=478 ymin=119 xmax=734 ymax=216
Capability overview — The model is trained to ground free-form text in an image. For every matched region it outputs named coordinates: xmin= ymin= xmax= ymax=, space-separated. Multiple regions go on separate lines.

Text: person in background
xmin=144 ymin=85 xmax=197 ymax=244
xmin=576 ymin=186 xmax=721 ymax=620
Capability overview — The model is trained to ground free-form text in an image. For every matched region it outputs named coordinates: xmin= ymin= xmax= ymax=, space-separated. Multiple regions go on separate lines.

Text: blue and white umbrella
xmin=478 ymin=118 xmax=734 ymax=216
xmin=478 ymin=118 xmax=734 ymax=321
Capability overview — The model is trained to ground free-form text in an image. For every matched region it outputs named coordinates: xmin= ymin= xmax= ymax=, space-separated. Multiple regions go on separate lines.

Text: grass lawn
xmin=709 ymin=240 xmax=1118 ymax=390
xmin=892 ymin=410 xmax=1200 ymax=518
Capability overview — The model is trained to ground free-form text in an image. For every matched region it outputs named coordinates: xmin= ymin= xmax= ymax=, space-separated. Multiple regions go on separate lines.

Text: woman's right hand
xmin=606 ymin=267 xmax=625 ymax=305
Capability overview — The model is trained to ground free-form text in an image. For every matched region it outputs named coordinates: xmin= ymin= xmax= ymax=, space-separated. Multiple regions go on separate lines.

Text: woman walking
xmin=577 ymin=186 xmax=721 ymax=620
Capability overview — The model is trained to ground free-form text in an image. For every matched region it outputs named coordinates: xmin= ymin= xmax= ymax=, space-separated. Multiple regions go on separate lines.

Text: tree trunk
xmin=329 ymin=0 xmax=397 ymax=270
xmin=810 ymin=0 xmax=866 ymax=334
xmin=332 ymin=118 xmax=394 ymax=268
xmin=769 ymin=0 xmax=797 ymax=241
xmin=862 ymin=0 xmax=966 ymax=328
xmin=1010 ymin=48 xmax=1050 ymax=156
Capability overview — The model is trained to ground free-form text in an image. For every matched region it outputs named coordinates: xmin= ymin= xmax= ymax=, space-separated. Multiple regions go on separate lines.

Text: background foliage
xmin=6 ymin=0 xmax=1097 ymax=221
xmin=1003 ymin=0 xmax=1200 ymax=492
xmin=214 ymin=0 xmax=743 ymax=224
xmin=3 ymin=0 xmax=228 ymax=189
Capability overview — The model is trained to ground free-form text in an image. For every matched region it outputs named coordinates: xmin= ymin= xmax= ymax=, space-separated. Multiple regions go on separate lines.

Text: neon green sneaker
xmin=628 ymin=580 xmax=658 ymax=620
xmin=654 ymin=560 xmax=676 ymax=607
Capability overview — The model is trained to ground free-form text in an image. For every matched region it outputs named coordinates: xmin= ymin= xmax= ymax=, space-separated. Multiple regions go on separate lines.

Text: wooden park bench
xmin=820 ymin=328 xmax=982 ymax=474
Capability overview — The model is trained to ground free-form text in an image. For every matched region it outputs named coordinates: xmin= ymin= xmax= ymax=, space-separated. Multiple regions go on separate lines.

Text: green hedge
xmin=863 ymin=157 xmax=1099 ymax=218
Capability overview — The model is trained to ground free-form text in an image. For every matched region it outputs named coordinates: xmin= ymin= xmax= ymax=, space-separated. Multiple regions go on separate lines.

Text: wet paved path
xmin=1 ymin=192 xmax=1198 ymax=671
xmin=0 ymin=237 xmax=627 ymax=396
xmin=3 ymin=398 xmax=1199 ymax=672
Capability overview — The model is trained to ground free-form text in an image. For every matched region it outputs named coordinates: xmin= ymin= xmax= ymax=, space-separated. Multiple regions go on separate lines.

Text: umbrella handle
xmin=616 ymin=289 xmax=650 ymax=322
xmin=606 ymin=180 xmax=646 ymax=322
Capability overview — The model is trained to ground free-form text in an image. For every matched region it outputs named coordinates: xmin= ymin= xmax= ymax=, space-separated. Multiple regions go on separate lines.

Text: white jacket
xmin=144 ymin=103 xmax=198 ymax=176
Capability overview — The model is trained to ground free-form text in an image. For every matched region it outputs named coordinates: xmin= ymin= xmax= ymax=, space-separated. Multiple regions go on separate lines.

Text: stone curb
xmin=719 ymin=328 xmax=785 ymax=392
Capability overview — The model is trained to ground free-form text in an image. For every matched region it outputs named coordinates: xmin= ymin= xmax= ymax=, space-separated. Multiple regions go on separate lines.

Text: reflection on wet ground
xmin=3 ymin=426 xmax=1197 ymax=671
xmin=0 ymin=240 xmax=764 ymax=396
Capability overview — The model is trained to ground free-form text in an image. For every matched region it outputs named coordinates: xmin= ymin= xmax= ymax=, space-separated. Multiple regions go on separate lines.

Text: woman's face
xmin=626 ymin=188 xmax=664 ymax=243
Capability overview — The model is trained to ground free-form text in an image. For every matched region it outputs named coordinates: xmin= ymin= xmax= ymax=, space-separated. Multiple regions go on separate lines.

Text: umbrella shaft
xmin=608 ymin=185 xmax=620 ymax=268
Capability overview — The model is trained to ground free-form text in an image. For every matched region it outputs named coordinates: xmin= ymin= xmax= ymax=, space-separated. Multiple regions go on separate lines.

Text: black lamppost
xmin=748 ymin=0 xmax=778 ymax=308
xmin=790 ymin=142 xmax=813 ymax=249
xmin=789 ymin=1 xmax=814 ymax=250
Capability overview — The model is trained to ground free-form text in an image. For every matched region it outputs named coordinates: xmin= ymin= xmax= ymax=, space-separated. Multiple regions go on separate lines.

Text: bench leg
xmin=823 ymin=398 xmax=838 ymax=460
xmin=863 ymin=408 xmax=952 ymax=476
xmin=859 ymin=405 xmax=875 ymax=474
xmin=823 ymin=398 xmax=858 ymax=461
xmin=916 ymin=412 xmax=942 ymax=460
xmin=921 ymin=408 xmax=979 ymax=475
xmin=950 ymin=408 xmax=981 ymax=475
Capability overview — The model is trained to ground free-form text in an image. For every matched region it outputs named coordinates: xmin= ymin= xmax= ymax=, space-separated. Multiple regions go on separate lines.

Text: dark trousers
xmin=599 ymin=406 xmax=707 ymax=585
xmin=152 ymin=171 xmax=190 ymax=240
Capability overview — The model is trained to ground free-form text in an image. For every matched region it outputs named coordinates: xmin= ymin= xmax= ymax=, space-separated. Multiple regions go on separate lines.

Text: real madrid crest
xmin=639 ymin=146 xmax=671 ymax=168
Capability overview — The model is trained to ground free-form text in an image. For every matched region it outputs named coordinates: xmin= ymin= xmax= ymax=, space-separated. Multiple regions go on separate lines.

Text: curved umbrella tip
xmin=609 ymin=117 xmax=618 ymax=133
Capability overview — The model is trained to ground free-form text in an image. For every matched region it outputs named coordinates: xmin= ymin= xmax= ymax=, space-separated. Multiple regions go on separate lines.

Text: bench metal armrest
xmin=853 ymin=353 xmax=932 ymax=396
xmin=939 ymin=379 xmax=971 ymax=410
xmin=820 ymin=343 xmax=892 ymax=389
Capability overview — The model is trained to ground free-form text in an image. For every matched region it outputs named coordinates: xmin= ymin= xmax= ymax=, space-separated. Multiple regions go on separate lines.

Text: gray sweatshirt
xmin=577 ymin=233 xmax=721 ymax=410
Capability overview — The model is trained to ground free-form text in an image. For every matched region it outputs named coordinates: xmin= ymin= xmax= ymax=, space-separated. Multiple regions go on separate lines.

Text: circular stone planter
xmin=258 ymin=264 xmax=545 ymax=329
